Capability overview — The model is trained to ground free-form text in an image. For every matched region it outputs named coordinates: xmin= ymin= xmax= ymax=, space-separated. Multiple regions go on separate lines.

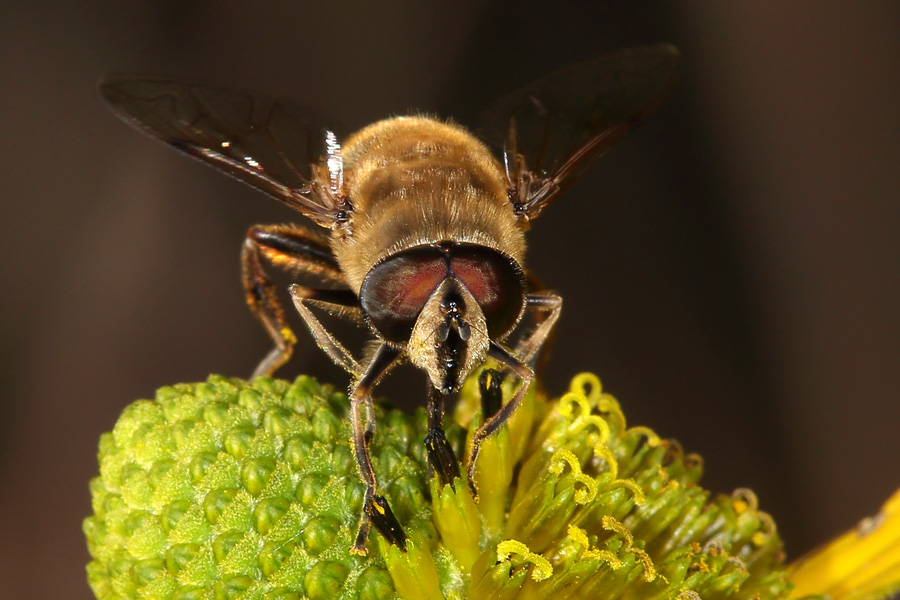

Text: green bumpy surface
xmin=85 ymin=373 xmax=801 ymax=600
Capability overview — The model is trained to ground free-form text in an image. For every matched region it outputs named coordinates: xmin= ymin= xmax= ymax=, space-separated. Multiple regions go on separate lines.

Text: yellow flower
xmin=788 ymin=486 xmax=900 ymax=600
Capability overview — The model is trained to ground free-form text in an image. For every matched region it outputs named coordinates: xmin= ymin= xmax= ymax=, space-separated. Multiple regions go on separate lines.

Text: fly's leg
xmin=288 ymin=284 xmax=363 ymax=377
xmin=466 ymin=342 xmax=534 ymax=496
xmin=466 ymin=292 xmax=562 ymax=496
xmin=478 ymin=369 xmax=504 ymax=421
xmin=244 ymin=225 xmax=407 ymax=552
xmin=349 ymin=343 xmax=404 ymax=554
xmin=253 ymin=237 xmax=400 ymax=552
xmin=515 ymin=292 xmax=562 ymax=366
xmin=424 ymin=386 xmax=461 ymax=488
xmin=241 ymin=224 xmax=350 ymax=377
xmin=288 ymin=284 xmax=377 ymax=441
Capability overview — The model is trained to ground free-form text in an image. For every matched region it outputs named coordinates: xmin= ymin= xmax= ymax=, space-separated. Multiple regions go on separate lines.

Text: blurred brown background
xmin=1 ymin=2 xmax=899 ymax=598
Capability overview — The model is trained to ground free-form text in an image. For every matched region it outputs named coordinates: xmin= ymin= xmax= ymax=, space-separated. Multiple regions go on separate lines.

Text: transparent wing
xmin=100 ymin=74 xmax=343 ymax=226
xmin=480 ymin=44 xmax=681 ymax=222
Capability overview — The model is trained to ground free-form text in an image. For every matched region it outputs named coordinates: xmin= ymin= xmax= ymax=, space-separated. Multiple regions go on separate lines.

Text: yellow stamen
xmin=496 ymin=540 xmax=553 ymax=581
xmin=601 ymin=515 xmax=663 ymax=582
xmin=626 ymin=426 xmax=661 ymax=447
xmin=592 ymin=442 xmax=619 ymax=479
xmin=549 ymin=449 xmax=599 ymax=504
xmin=557 ymin=392 xmax=592 ymax=420
xmin=569 ymin=372 xmax=603 ymax=404
xmin=567 ymin=525 xmax=623 ymax=568
xmin=608 ymin=477 xmax=647 ymax=506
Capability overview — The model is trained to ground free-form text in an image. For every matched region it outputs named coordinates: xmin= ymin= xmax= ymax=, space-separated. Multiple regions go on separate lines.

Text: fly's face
xmin=409 ymin=278 xmax=488 ymax=395
xmin=99 ymin=44 xmax=680 ymax=555
xmin=359 ymin=242 xmax=526 ymax=393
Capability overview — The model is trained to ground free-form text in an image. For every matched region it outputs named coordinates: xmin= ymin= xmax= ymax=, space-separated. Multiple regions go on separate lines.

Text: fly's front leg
xmin=424 ymin=386 xmax=461 ymax=488
xmin=478 ymin=369 xmax=504 ymax=421
xmin=289 ymin=284 xmax=364 ymax=378
xmin=466 ymin=292 xmax=561 ymax=495
xmin=467 ymin=342 xmax=534 ymax=496
xmin=285 ymin=285 xmax=401 ymax=552
xmin=515 ymin=292 xmax=562 ymax=366
xmin=349 ymin=343 xmax=405 ymax=555
xmin=241 ymin=224 xmax=348 ymax=377
xmin=288 ymin=285 xmax=375 ymax=442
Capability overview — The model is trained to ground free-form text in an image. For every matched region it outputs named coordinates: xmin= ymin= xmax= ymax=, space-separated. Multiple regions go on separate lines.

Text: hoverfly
xmin=99 ymin=44 xmax=680 ymax=554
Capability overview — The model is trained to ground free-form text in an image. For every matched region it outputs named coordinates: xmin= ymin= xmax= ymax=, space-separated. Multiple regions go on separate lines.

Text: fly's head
xmin=359 ymin=242 xmax=526 ymax=394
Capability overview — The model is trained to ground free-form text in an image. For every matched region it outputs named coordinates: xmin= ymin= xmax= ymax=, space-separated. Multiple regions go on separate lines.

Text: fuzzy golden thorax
xmin=330 ymin=115 xmax=527 ymax=293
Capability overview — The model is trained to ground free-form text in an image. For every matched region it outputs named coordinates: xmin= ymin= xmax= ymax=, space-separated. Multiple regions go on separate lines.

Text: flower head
xmin=84 ymin=372 xmax=900 ymax=599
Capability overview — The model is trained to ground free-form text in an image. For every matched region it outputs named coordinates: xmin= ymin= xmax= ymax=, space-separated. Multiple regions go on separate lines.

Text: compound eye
xmin=360 ymin=247 xmax=449 ymax=343
xmin=450 ymin=245 xmax=525 ymax=338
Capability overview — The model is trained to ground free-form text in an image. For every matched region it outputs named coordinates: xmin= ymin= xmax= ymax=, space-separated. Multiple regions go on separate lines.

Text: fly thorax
xmin=408 ymin=278 xmax=489 ymax=394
